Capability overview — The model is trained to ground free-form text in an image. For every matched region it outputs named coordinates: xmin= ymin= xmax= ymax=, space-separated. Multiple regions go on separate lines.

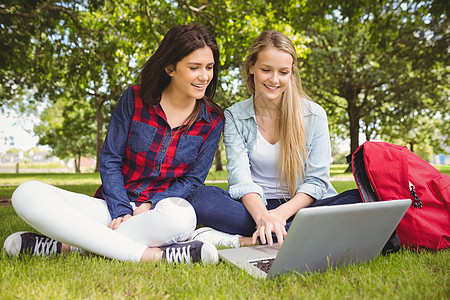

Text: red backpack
xmin=350 ymin=141 xmax=450 ymax=250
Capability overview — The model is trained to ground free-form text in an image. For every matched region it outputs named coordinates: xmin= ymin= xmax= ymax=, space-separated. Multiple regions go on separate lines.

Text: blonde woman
xmin=187 ymin=31 xmax=361 ymax=247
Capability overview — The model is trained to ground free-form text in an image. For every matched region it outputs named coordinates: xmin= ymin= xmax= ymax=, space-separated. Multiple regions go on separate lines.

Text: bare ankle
xmin=61 ymin=243 xmax=71 ymax=253
xmin=139 ymin=247 xmax=163 ymax=262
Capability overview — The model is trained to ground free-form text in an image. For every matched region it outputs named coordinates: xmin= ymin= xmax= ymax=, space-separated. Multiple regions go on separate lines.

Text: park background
xmin=0 ymin=1 xmax=449 ymax=299
xmin=1 ymin=0 xmax=449 ymax=173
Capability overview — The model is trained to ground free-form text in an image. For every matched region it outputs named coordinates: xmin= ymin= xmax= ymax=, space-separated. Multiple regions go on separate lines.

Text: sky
xmin=0 ymin=109 xmax=42 ymax=153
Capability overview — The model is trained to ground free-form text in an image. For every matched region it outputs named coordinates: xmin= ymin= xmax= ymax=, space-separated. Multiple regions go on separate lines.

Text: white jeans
xmin=11 ymin=181 xmax=196 ymax=262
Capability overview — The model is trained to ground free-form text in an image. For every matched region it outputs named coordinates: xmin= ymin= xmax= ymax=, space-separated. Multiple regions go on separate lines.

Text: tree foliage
xmin=0 ymin=0 xmax=91 ymax=109
xmin=282 ymin=0 xmax=449 ymax=159
xmin=1 ymin=0 xmax=448 ymax=171
xmin=34 ymin=95 xmax=96 ymax=172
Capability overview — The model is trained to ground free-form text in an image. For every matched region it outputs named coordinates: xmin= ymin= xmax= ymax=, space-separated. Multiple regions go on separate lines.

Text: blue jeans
xmin=187 ymin=186 xmax=362 ymax=241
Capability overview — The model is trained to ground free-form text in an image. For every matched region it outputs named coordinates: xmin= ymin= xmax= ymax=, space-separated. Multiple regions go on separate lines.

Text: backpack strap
xmin=348 ymin=144 xmax=378 ymax=202
xmin=347 ymin=144 xmax=403 ymax=253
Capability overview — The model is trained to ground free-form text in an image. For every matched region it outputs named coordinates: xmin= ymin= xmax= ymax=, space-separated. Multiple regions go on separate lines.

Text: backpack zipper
xmin=409 ymin=181 xmax=423 ymax=209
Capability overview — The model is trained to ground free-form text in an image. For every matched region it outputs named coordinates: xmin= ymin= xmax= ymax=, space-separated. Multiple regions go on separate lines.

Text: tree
xmin=5 ymin=0 xmax=447 ymax=174
xmin=0 ymin=0 xmax=90 ymax=110
xmin=34 ymin=95 xmax=96 ymax=172
xmin=276 ymin=0 xmax=448 ymax=168
xmin=1 ymin=1 xmax=167 ymax=171
xmin=377 ymin=79 xmax=450 ymax=156
xmin=2 ymin=1 xmax=280 ymax=172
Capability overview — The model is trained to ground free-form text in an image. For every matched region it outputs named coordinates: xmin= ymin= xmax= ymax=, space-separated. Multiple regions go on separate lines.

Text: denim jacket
xmin=224 ymin=96 xmax=337 ymax=205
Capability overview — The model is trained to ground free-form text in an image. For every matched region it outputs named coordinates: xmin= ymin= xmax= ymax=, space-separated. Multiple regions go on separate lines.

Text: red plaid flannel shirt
xmin=95 ymin=85 xmax=223 ymax=219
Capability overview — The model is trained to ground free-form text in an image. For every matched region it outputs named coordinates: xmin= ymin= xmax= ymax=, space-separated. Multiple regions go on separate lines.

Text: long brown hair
xmin=243 ymin=31 xmax=310 ymax=198
xmin=139 ymin=24 xmax=223 ymax=123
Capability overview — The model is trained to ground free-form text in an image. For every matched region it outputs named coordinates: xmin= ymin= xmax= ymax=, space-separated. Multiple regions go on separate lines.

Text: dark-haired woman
xmin=4 ymin=24 xmax=223 ymax=264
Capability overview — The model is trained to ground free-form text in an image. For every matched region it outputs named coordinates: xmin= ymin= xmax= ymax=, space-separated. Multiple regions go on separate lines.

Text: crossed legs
xmin=11 ymin=181 xmax=196 ymax=262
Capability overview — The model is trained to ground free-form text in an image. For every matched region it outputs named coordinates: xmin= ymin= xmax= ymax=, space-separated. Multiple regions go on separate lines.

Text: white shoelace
xmin=34 ymin=236 xmax=58 ymax=256
xmin=165 ymin=245 xmax=192 ymax=264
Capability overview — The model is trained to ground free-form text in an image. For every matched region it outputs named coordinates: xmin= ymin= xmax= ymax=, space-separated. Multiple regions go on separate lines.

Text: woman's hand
xmin=108 ymin=203 xmax=152 ymax=230
xmin=241 ymin=193 xmax=288 ymax=247
xmin=133 ymin=202 xmax=152 ymax=216
xmin=108 ymin=214 xmax=132 ymax=230
xmin=252 ymin=211 xmax=287 ymax=247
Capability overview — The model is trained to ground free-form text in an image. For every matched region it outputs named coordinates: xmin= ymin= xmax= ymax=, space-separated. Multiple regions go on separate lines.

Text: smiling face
xmin=249 ymin=47 xmax=293 ymax=105
xmin=166 ymin=46 xmax=215 ymax=102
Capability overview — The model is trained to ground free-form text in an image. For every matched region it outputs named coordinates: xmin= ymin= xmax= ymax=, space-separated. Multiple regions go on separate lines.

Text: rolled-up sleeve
xmin=296 ymin=104 xmax=335 ymax=200
xmin=224 ymin=108 xmax=265 ymax=203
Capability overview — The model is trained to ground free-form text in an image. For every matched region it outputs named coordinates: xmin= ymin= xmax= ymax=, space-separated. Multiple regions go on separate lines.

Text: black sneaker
xmin=161 ymin=240 xmax=218 ymax=264
xmin=3 ymin=231 xmax=62 ymax=256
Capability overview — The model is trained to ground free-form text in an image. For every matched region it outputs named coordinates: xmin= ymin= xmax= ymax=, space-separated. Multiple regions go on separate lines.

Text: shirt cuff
xmin=111 ymin=204 xmax=133 ymax=219
xmin=228 ymin=182 xmax=267 ymax=205
xmin=296 ymin=183 xmax=326 ymax=201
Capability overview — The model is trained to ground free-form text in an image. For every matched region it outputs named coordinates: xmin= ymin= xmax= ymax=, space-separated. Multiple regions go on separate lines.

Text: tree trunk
xmin=75 ymin=152 xmax=81 ymax=173
xmin=95 ymin=96 xmax=104 ymax=172
xmin=214 ymin=139 xmax=223 ymax=171
xmin=345 ymin=96 xmax=361 ymax=173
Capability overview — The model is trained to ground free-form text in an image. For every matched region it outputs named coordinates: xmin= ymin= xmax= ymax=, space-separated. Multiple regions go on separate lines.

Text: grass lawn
xmin=0 ymin=167 xmax=449 ymax=298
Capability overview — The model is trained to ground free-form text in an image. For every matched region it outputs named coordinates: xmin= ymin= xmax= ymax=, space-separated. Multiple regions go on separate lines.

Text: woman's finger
xmin=252 ymin=230 xmax=260 ymax=245
xmin=265 ymin=224 xmax=273 ymax=245
xmin=108 ymin=218 xmax=120 ymax=230
xmin=108 ymin=215 xmax=132 ymax=230
xmin=274 ymin=226 xmax=285 ymax=247
xmin=258 ymin=226 xmax=266 ymax=245
xmin=282 ymin=226 xmax=288 ymax=237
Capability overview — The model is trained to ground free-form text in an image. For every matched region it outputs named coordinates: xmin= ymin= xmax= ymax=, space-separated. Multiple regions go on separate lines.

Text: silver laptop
xmin=218 ymin=199 xmax=411 ymax=279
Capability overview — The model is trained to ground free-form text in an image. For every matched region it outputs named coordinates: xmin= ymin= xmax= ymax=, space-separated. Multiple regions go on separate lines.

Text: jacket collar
xmin=197 ymin=102 xmax=210 ymax=122
xmin=237 ymin=95 xmax=256 ymax=120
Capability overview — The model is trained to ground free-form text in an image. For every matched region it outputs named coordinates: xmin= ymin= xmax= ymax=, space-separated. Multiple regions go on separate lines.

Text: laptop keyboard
xmin=249 ymin=258 xmax=275 ymax=274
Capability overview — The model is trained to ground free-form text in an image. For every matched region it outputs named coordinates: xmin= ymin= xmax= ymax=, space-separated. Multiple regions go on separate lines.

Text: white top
xmin=249 ymin=130 xmax=289 ymax=199
xmin=224 ymin=97 xmax=338 ymax=204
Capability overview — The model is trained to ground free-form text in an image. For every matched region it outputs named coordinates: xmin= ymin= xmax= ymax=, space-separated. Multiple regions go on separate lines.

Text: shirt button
xmin=162 ymin=148 xmax=166 ymax=152
xmin=156 ymin=166 xmax=160 ymax=170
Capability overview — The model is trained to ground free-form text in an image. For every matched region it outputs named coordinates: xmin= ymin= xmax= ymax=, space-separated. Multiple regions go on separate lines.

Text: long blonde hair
xmin=243 ymin=31 xmax=310 ymax=198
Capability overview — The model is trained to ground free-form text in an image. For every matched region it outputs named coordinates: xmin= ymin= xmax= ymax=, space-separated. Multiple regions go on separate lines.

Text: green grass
xmin=2 ymin=161 xmax=448 ymax=199
xmin=1 ymin=160 xmax=69 ymax=170
xmin=0 ymin=169 xmax=449 ymax=298
xmin=3 ymin=162 xmax=449 ymax=199
xmin=0 ymin=203 xmax=448 ymax=298
xmin=438 ymin=165 xmax=450 ymax=176
xmin=0 ymin=250 xmax=448 ymax=299
xmin=0 ymin=172 xmax=102 ymax=186
xmin=205 ymin=169 xmax=228 ymax=181
xmin=0 ymin=165 xmax=355 ymax=199
xmin=0 ymin=178 xmax=350 ymax=200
